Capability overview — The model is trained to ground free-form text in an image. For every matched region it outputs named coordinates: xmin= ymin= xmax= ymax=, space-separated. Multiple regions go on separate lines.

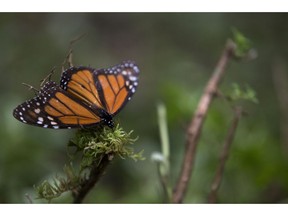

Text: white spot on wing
xmin=133 ymin=66 xmax=140 ymax=73
xmin=47 ymin=116 xmax=54 ymax=121
xmin=129 ymin=76 xmax=137 ymax=81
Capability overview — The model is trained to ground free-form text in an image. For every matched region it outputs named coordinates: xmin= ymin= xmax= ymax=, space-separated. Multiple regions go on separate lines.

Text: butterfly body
xmin=13 ymin=61 xmax=139 ymax=129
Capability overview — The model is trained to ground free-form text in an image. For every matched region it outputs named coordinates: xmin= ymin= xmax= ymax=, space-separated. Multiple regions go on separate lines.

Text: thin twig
xmin=208 ymin=107 xmax=243 ymax=203
xmin=72 ymin=153 xmax=114 ymax=203
xmin=172 ymin=40 xmax=236 ymax=203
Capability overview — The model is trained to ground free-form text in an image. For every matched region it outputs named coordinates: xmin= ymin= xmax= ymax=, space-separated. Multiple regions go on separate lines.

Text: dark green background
xmin=1 ymin=13 xmax=288 ymax=203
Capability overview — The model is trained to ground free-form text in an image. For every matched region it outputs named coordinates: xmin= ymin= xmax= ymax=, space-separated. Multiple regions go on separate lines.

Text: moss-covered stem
xmin=72 ymin=153 xmax=114 ymax=203
xmin=35 ymin=124 xmax=143 ymax=203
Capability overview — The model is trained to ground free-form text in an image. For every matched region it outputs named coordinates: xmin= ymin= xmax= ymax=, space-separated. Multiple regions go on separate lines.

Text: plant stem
xmin=157 ymin=103 xmax=170 ymax=178
xmin=208 ymin=107 xmax=243 ymax=203
xmin=157 ymin=103 xmax=172 ymax=201
xmin=72 ymin=153 xmax=114 ymax=203
xmin=172 ymin=40 xmax=236 ymax=203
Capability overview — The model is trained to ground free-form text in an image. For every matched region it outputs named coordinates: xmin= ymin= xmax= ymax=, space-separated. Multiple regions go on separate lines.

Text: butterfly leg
xmin=21 ymin=82 xmax=39 ymax=96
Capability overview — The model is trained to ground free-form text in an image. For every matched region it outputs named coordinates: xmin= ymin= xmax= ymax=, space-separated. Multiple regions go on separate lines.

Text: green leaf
xmin=229 ymin=83 xmax=259 ymax=104
xmin=231 ymin=27 xmax=252 ymax=58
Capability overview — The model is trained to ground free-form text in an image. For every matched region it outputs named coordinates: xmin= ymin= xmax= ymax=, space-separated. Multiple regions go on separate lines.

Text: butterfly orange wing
xmin=95 ymin=61 xmax=139 ymax=116
xmin=13 ymin=81 xmax=102 ymax=129
xmin=60 ymin=61 xmax=139 ymax=116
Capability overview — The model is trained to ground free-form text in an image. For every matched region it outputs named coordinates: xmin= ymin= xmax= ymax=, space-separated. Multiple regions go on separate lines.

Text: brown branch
xmin=72 ymin=153 xmax=114 ymax=203
xmin=272 ymin=58 xmax=288 ymax=154
xmin=208 ymin=107 xmax=243 ymax=203
xmin=172 ymin=40 xmax=236 ymax=203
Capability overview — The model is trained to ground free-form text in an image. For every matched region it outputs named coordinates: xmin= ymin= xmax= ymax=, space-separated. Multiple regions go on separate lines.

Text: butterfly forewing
xmin=94 ymin=61 xmax=139 ymax=115
xmin=60 ymin=67 xmax=104 ymax=109
xmin=13 ymin=81 xmax=102 ymax=129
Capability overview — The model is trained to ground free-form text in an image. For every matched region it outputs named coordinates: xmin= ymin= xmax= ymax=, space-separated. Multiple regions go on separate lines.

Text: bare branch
xmin=208 ymin=107 xmax=243 ymax=203
xmin=172 ymin=40 xmax=236 ymax=203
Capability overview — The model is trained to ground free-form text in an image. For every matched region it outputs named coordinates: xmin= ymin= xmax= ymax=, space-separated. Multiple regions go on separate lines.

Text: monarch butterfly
xmin=13 ymin=61 xmax=139 ymax=129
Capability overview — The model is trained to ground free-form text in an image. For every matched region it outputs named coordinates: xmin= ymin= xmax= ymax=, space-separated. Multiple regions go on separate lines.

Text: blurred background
xmin=1 ymin=13 xmax=288 ymax=203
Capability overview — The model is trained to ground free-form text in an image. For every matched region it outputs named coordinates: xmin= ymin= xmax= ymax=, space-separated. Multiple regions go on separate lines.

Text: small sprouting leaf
xmin=229 ymin=83 xmax=259 ymax=104
xmin=231 ymin=28 xmax=254 ymax=58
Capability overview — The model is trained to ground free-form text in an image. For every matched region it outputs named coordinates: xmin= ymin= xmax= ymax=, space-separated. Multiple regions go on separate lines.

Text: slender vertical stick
xmin=157 ymin=103 xmax=172 ymax=202
xmin=208 ymin=107 xmax=242 ymax=203
xmin=272 ymin=58 xmax=288 ymax=154
xmin=157 ymin=103 xmax=170 ymax=178
xmin=172 ymin=40 xmax=236 ymax=203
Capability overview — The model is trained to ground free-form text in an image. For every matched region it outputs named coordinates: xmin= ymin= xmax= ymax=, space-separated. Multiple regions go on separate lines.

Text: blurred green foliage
xmin=229 ymin=83 xmax=258 ymax=104
xmin=1 ymin=13 xmax=288 ymax=203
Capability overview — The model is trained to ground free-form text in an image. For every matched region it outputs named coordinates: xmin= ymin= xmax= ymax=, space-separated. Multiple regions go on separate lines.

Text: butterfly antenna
xmin=62 ymin=33 xmax=87 ymax=70
xmin=22 ymin=82 xmax=39 ymax=95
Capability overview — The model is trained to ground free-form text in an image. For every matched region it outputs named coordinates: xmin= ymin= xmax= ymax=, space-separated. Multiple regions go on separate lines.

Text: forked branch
xmin=172 ymin=40 xmax=236 ymax=203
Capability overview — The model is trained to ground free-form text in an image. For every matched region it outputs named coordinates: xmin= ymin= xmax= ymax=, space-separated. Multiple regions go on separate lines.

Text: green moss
xmin=35 ymin=124 xmax=144 ymax=202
